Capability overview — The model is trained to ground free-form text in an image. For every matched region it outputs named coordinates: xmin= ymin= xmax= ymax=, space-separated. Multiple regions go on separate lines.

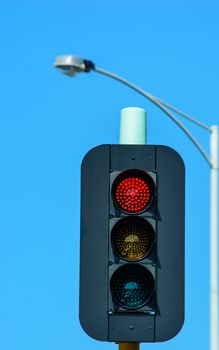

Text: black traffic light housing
xmin=80 ymin=144 xmax=185 ymax=342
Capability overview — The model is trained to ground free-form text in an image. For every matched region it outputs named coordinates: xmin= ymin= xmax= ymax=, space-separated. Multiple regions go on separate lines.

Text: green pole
xmin=119 ymin=107 xmax=146 ymax=144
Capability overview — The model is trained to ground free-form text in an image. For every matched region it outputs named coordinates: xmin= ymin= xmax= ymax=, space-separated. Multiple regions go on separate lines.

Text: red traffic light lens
xmin=111 ymin=217 xmax=154 ymax=261
xmin=112 ymin=169 xmax=155 ymax=213
xmin=110 ymin=264 xmax=154 ymax=309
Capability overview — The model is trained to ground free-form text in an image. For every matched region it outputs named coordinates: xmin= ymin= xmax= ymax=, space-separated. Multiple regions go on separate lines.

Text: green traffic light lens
xmin=110 ymin=264 xmax=154 ymax=309
xmin=111 ymin=217 xmax=154 ymax=261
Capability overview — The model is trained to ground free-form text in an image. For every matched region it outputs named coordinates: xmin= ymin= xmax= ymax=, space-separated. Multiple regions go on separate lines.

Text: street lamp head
xmin=54 ymin=55 xmax=95 ymax=77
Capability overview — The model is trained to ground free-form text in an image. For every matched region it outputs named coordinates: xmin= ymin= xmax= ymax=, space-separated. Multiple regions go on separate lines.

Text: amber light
xmin=111 ymin=216 xmax=153 ymax=261
xmin=112 ymin=169 xmax=155 ymax=214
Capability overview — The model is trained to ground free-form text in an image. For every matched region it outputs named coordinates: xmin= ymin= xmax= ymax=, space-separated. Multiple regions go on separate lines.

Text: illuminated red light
xmin=112 ymin=170 xmax=154 ymax=213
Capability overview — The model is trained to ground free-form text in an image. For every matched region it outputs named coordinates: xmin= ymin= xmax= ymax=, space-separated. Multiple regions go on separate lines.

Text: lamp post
xmin=54 ymin=55 xmax=219 ymax=350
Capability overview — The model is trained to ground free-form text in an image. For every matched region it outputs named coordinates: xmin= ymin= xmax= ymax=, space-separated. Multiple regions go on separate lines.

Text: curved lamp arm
xmin=94 ymin=67 xmax=212 ymax=166
xmin=95 ymin=67 xmax=211 ymax=133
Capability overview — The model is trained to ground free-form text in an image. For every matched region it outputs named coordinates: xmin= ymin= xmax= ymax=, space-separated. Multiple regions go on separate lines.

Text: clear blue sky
xmin=1 ymin=1 xmax=219 ymax=349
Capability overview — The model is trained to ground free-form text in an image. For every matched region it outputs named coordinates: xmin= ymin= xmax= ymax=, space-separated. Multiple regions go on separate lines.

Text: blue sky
xmin=1 ymin=1 xmax=219 ymax=349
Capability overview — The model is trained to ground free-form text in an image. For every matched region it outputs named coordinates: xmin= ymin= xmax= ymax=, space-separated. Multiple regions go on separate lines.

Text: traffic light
xmin=80 ymin=144 xmax=185 ymax=342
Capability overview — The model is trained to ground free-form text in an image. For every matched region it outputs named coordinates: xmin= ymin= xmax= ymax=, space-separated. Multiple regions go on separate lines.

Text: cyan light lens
xmin=110 ymin=264 xmax=154 ymax=309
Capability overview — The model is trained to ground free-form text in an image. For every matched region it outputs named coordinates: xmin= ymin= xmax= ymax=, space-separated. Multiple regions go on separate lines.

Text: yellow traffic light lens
xmin=111 ymin=217 xmax=153 ymax=261
xmin=110 ymin=264 xmax=154 ymax=309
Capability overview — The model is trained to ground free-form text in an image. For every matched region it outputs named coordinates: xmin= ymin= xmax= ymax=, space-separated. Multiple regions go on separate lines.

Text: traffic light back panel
xmin=80 ymin=144 xmax=185 ymax=342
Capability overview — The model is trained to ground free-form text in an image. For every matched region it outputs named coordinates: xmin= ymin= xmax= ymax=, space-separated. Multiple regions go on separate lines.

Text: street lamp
xmin=54 ymin=54 xmax=219 ymax=350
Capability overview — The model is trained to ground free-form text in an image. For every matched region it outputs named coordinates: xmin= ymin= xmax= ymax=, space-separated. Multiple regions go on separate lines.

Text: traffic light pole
xmin=119 ymin=342 xmax=139 ymax=350
xmin=119 ymin=106 xmax=146 ymax=350
xmin=210 ymin=126 xmax=219 ymax=350
xmin=54 ymin=54 xmax=219 ymax=350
